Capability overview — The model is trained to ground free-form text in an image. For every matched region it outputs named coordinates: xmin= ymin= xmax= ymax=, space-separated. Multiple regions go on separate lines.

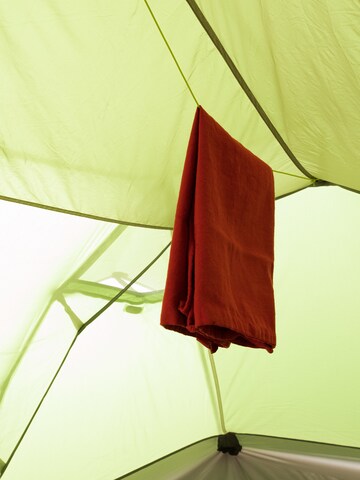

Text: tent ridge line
xmin=185 ymin=0 xmax=315 ymax=180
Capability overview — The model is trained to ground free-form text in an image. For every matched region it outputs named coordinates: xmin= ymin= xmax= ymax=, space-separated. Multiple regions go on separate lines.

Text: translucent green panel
xmin=0 ymin=0 xmax=310 ymax=229
xmin=79 ymin=226 xmax=171 ymax=289
xmin=0 ymin=201 xmax=174 ymax=474
xmin=0 ymin=0 xmax=192 ymax=227
xmin=4 ymin=303 xmax=219 ymax=480
xmin=148 ymin=1 xmax=311 ymax=188
xmin=0 ymin=200 xmax=115 ymax=463
xmin=61 ymin=226 xmax=171 ymax=321
xmin=197 ymin=0 xmax=360 ymax=191
xmin=0 ymin=301 xmax=75 ymax=462
xmin=0 ymin=200 xmax=113 ymax=391
xmin=215 ymin=187 xmax=360 ymax=447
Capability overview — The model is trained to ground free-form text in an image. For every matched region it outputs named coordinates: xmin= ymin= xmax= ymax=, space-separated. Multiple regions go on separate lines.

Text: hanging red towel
xmin=161 ymin=107 xmax=276 ymax=353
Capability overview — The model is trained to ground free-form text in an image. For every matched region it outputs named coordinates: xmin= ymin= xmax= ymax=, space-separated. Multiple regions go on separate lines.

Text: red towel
xmin=161 ymin=107 xmax=276 ymax=353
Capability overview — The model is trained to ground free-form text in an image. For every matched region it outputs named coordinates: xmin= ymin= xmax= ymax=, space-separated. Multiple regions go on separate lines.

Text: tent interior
xmin=0 ymin=1 xmax=359 ymax=479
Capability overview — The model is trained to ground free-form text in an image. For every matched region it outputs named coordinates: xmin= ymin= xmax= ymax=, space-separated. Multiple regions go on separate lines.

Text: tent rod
xmin=143 ymin=2 xmax=313 ymax=185
xmin=208 ymin=350 xmax=227 ymax=434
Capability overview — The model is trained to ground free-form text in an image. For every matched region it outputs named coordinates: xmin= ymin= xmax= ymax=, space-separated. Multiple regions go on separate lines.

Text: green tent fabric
xmin=0 ymin=1 xmax=359 ymax=479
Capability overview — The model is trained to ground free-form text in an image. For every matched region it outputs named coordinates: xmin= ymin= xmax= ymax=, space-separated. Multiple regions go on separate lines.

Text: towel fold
xmin=161 ymin=107 xmax=276 ymax=353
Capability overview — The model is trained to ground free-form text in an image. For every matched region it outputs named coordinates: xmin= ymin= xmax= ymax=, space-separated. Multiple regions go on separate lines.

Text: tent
xmin=0 ymin=1 xmax=359 ymax=478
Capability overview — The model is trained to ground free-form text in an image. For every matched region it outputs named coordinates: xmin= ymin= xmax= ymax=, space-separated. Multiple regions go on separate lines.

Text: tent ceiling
xmin=0 ymin=1 xmax=359 ymax=479
xmin=0 ymin=0 xmax=330 ymax=229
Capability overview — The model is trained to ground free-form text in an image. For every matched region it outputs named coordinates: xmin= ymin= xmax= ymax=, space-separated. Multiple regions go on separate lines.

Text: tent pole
xmin=208 ymin=350 xmax=227 ymax=434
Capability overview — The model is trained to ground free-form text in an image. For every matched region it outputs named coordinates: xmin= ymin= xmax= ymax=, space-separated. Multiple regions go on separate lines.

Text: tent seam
xmin=185 ymin=0 xmax=315 ymax=181
xmin=0 ymin=243 xmax=171 ymax=477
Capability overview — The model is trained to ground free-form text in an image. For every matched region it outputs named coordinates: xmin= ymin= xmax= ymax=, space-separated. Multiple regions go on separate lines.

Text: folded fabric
xmin=161 ymin=106 xmax=276 ymax=353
